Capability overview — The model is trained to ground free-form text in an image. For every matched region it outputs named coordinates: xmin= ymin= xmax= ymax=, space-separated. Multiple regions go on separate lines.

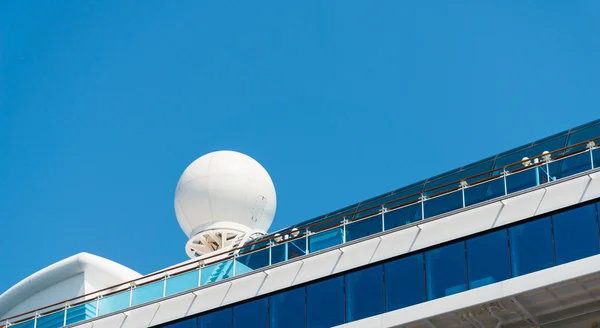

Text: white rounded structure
xmin=175 ymin=150 xmax=277 ymax=258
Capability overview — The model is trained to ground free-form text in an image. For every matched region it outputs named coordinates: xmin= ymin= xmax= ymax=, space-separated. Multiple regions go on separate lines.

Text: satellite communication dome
xmin=175 ymin=150 xmax=277 ymax=258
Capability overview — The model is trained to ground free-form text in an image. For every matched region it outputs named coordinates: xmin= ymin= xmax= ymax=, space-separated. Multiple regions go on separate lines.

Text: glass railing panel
xmin=506 ymin=166 xmax=539 ymax=194
xmin=36 ymin=310 xmax=63 ymax=328
xmin=66 ymin=301 xmax=97 ymax=325
xmin=201 ymin=260 xmax=234 ymax=286
xmin=238 ymin=247 xmax=270 ymax=270
xmin=98 ymin=290 xmax=130 ymax=316
xmin=271 ymin=238 xmax=306 ymax=265
xmin=166 ymin=270 xmax=199 ymax=296
xmin=423 ymin=189 xmax=462 ymax=219
xmin=594 ymin=148 xmax=600 ymax=168
xmin=234 ymin=259 xmax=253 ymax=276
xmin=346 ymin=214 xmax=383 ymax=242
xmin=550 ymin=151 xmax=593 ymax=180
xmin=131 ymin=280 xmax=163 ymax=306
xmin=8 ymin=318 xmax=35 ymax=328
xmin=309 ymin=227 xmax=344 ymax=253
xmin=464 ymin=176 xmax=505 ymax=206
xmin=384 ymin=203 xmax=420 ymax=230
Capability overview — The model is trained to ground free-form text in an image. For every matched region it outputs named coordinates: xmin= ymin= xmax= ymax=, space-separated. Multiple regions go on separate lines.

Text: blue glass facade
xmin=158 ymin=200 xmax=600 ymax=328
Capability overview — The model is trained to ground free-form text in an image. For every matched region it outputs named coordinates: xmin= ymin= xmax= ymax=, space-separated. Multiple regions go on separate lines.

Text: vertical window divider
xmin=595 ymin=202 xmax=600 ymax=251
xmin=506 ymin=229 xmax=513 ymax=279
xmin=463 ymin=241 xmax=469 ymax=291
xmin=550 ymin=215 xmax=557 ymax=266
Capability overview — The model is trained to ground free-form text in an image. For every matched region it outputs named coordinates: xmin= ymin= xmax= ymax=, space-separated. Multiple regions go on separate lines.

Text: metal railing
xmin=3 ymin=137 xmax=599 ymax=328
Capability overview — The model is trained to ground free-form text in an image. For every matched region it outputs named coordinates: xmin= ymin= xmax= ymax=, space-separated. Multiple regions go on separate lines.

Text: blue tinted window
xmin=509 ymin=217 xmax=554 ymax=277
xmin=466 ymin=229 xmax=510 ymax=289
xmin=384 ymin=253 xmax=425 ymax=311
xmin=423 ymin=190 xmax=462 ymax=219
xmin=271 ymin=238 xmax=306 ymax=265
xmin=346 ymin=215 xmax=383 ymax=242
xmin=238 ymin=247 xmax=270 ymax=270
xmin=270 ymin=287 xmax=305 ymax=328
xmin=198 ymin=308 xmax=232 ymax=328
xmin=233 ymin=298 xmax=268 ymax=328
xmin=506 ymin=168 xmax=538 ymax=193
xmin=166 ymin=318 xmax=196 ymax=328
xmin=309 ymin=228 xmax=344 ymax=253
xmin=384 ymin=204 xmax=421 ymax=230
xmin=425 ymin=241 xmax=467 ymax=300
xmin=548 ymin=151 xmax=591 ymax=181
xmin=553 ymin=203 xmax=599 ymax=265
xmin=346 ymin=265 xmax=384 ymax=322
xmin=464 ymin=177 xmax=505 ymax=206
xmin=307 ymin=276 xmax=345 ymax=328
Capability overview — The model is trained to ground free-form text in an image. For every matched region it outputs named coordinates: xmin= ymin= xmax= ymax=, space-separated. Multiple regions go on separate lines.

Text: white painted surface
xmin=150 ymin=293 xmax=196 ymax=326
xmin=90 ymin=313 xmax=127 ymax=328
xmin=122 ymin=303 xmax=160 ymax=328
xmin=174 ymin=150 xmax=277 ymax=238
xmin=0 ymin=253 xmax=141 ymax=320
xmin=187 ymin=282 xmax=232 ymax=317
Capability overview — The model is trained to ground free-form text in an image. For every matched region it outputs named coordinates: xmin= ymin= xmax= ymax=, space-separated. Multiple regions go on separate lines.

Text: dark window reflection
xmin=384 ymin=253 xmax=425 ymax=311
xmin=307 ymin=276 xmax=345 ymax=328
xmin=198 ymin=308 xmax=231 ymax=328
xmin=553 ymin=204 xmax=599 ymax=265
xmin=346 ymin=215 xmax=383 ymax=242
xmin=269 ymin=287 xmax=305 ymax=328
xmin=467 ymin=229 xmax=510 ymax=289
xmin=165 ymin=318 xmax=197 ymax=328
xmin=384 ymin=204 xmax=420 ymax=230
xmin=509 ymin=217 xmax=554 ymax=277
xmin=346 ymin=265 xmax=384 ymax=322
xmin=423 ymin=190 xmax=463 ymax=219
xmin=426 ymin=241 xmax=467 ymax=300
xmin=233 ymin=298 xmax=268 ymax=328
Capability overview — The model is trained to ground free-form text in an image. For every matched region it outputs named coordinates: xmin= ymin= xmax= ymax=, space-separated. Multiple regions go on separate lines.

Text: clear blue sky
xmin=1 ymin=1 xmax=599 ymax=294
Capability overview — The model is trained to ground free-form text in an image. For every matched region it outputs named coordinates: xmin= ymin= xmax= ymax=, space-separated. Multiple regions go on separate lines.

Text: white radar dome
xmin=174 ymin=150 xmax=277 ymax=258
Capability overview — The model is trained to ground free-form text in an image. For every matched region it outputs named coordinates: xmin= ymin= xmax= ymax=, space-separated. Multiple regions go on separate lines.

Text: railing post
xmin=128 ymin=284 xmax=134 ymax=307
xmin=589 ymin=141 xmax=596 ymax=169
xmin=381 ymin=206 xmax=386 ymax=232
xmin=305 ymin=228 xmax=310 ymax=254
xmin=94 ymin=297 xmax=100 ymax=317
xmin=534 ymin=158 xmax=541 ymax=186
xmin=197 ymin=263 xmax=203 ymax=287
xmin=503 ymin=169 xmax=508 ymax=195
xmin=34 ymin=312 xmax=39 ymax=328
xmin=460 ymin=181 xmax=467 ymax=208
xmin=163 ymin=276 xmax=167 ymax=297
xmin=63 ymin=302 xmax=69 ymax=326
xmin=233 ymin=255 xmax=237 ymax=276
xmin=342 ymin=218 xmax=347 ymax=243
xmin=420 ymin=194 xmax=426 ymax=220
xmin=542 ymin=151 xmax=551 ymax=183
xmin=268 ymin=241 xmax=273 ymax=266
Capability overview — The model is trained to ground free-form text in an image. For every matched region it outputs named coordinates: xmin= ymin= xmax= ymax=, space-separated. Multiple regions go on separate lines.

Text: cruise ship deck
xmin=2 ymin=119 xmax=600 ymax=328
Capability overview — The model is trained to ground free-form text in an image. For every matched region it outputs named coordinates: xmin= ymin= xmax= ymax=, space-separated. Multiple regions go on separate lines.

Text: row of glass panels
xmin=5 ymin=146 xmax=599 ymax=328
xmin=278 ymin=119 xmax=600 ymax=230
xmin=159 ymin=200 xmax=600 ymax=328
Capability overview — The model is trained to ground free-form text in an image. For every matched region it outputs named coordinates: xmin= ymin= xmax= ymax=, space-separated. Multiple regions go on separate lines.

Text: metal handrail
xmin=2 ymin=136 xmax=598 ymax=327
